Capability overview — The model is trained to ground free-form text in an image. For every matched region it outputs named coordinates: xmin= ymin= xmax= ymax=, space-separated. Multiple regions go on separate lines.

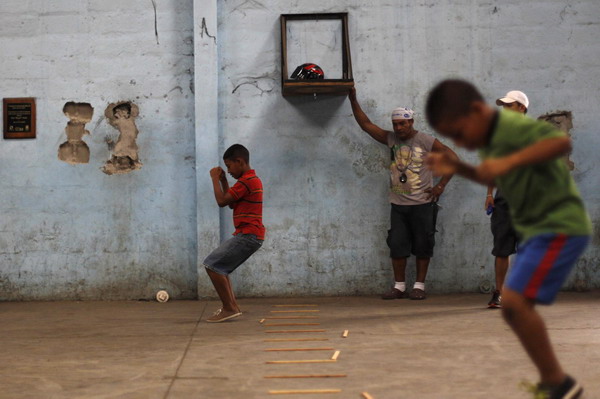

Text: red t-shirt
xmin=227 ymin=170 xmax=265 ymax=240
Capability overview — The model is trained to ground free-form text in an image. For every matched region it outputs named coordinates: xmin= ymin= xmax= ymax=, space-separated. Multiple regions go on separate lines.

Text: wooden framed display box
xmin=280 ymin=13 xmax=354 ymax=96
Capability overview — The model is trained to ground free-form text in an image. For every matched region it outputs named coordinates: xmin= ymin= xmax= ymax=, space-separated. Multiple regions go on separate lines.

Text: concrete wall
xmin=0 ymin=1 xmax=197 ymax=299
xmin=210 ymin=0 xmax=600 ymax=296
xmin=1 ymin=0 xmax=599 ymax=299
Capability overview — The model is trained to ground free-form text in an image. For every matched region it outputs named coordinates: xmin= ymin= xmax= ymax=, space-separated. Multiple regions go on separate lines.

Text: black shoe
xmin=536 ymin=375 xmax=583 ymax=399
xmin=381 ymin=287 xmax=406 ymax=300
xmin=487 ymin=290 xmax=502 ymax=308
xmin=409 ymin=288 xmax=426 ymax=300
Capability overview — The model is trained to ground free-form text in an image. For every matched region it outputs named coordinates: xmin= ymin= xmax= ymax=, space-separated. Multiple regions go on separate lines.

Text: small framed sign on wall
xmin=3 ymin=97 xmax=36 ymax=139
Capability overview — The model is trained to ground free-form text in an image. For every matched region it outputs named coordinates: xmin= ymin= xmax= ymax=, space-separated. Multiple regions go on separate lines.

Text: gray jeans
xmin=203 ymin=234 xmax=263 ymax=276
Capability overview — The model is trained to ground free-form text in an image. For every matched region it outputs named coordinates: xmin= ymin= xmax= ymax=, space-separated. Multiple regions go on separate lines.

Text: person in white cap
xmin=496 ymin=90 xmax=529 ymax=114
xmin=484 ymin=90 xmax=529 ymax=309
xmin=348 ymin=87 xmax=458 ymax=300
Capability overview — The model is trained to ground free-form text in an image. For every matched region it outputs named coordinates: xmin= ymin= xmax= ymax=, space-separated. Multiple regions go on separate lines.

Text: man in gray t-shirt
xmin=349 ymin=87 xmax=458 ymax=300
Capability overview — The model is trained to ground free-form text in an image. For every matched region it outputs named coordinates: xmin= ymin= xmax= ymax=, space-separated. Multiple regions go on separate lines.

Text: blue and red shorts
xmin=506 ymin=233 xmax=589 ymax=304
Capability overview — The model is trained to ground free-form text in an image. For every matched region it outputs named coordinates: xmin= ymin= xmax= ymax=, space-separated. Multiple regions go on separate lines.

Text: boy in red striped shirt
xmin=205 ymin=144 xmax=265 ymax=323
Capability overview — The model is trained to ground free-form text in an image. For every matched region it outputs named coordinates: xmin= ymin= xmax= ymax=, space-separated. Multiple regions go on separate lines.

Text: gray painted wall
xmin=0 ymin=0 xmax=598 ymax=299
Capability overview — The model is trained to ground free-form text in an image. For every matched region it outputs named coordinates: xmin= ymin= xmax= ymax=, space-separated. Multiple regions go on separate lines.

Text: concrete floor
xmin=1 ymin=292 xmax=599 ymax=399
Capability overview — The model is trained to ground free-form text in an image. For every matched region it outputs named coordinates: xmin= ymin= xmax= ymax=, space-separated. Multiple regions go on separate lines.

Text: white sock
xmin=413 ymin=282 xmax=425 ymax=291
xmin=394 ymin=282 xmax=406 ymax=292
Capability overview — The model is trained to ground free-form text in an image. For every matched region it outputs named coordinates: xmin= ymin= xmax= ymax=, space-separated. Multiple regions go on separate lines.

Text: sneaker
xmin=409 ymin=288 xmax=426 ymax=300
xmin=381 ymin=287 xmax=406 ymax=300
xmin=487 ymin=290 xmax=502 ymax=308
xmin=206 ymin=308 xmax=242 ymax=323
xmin=534 ymin=376 xmax=583 ymax=399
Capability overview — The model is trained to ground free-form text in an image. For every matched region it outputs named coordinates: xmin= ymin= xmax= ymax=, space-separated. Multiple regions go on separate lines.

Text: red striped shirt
xmin=228 ymin=169 xmax=265 ymax=240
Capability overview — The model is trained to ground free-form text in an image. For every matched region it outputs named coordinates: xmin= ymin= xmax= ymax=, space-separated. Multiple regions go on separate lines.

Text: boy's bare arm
xmin=348 ymin=87 xmax=390 ymax=145
xmin=500 ymin=136 xmax=571 ymax=171
xmin=216 ymin=170 xmax=236 ymax=209
xmin=210 ymin=167 xmax=236 ymax=207
xmin=219 ymin=169 xmax=230 ymax=192
xmin=477 ymin=136 xmax=571 ymax=183
xmin=427 ymin=136 xmax=572 ymax=185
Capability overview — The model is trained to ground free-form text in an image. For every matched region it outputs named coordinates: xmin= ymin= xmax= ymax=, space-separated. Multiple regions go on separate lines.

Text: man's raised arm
xmin=348 ymin=87 xmax=389 ymax=145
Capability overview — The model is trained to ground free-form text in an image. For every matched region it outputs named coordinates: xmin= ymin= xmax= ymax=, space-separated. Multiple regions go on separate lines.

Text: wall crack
xmin=151 ymin=0 xmax=159 ymax=45
xmin=200 ymin=17 xmax=216 ymax=44
xmin=231 ymin=80 xmax=273 ymax=95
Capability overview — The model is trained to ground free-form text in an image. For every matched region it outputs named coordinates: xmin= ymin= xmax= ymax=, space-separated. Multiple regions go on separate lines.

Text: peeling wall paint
xmin=538 ymin=111 xmax=575 ymax=171
xmin=59 ymin=102 xmax=93 ymax=165
xmin=102 ymin=102 xmax=142 ymax=175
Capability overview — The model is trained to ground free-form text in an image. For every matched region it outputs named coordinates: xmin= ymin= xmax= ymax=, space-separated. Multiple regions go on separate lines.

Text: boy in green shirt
xmin=425 ymin=79 xmax=591 ymax=399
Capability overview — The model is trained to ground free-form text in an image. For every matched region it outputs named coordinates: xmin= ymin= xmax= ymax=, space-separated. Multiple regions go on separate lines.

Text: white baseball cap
xmin=496 ymin=90 xmax=529 ymax=109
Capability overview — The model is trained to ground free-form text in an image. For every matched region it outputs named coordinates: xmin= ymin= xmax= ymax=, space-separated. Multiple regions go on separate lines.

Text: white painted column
xmin=194 ymin=0 xmax=219 ymax=296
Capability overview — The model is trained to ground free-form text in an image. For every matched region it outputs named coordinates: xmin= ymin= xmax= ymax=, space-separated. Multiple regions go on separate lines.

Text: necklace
xmin=394 ymin=139 xmax=414 ymax=184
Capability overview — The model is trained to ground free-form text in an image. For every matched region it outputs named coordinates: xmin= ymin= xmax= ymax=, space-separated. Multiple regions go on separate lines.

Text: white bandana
xmin=391 ymin=107 xmax=414 ymax=121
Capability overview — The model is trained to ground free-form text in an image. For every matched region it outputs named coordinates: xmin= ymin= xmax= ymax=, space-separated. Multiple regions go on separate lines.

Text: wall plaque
xmin=3 ymin=97 xmax=36 ymax=139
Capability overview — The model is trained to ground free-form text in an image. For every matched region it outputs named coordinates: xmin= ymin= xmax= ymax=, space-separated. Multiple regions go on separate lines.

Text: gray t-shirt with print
xmin=387 ymin=130 xmax=435 ymax=205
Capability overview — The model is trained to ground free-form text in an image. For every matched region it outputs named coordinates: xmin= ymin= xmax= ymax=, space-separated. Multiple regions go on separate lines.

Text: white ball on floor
xmin=156 ymin=290 xmax=169 ymax=303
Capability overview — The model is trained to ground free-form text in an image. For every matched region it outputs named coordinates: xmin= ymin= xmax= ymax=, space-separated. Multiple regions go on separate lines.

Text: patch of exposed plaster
xmin=538 ymin=111 xmax=574 ymax=170
xmin=58 ymin=102 xmax=93 ymax=165
xmin=102 ymin=102 xmax=142 ymax=175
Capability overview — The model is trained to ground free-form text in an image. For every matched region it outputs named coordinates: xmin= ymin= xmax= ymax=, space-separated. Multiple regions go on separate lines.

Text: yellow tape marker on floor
xmin=265 ymin=329 xmax=325 ymax=334
xmin=342 ymin=330 xmax=349 ymax=338
xmin=264 ymin=374 xmax=347 ymax=379
xmin=264 ymin=338 xmax=329 ymax=342
xmin=269 ymin=389 xmax=341 ymax=395
xmin=264 ymin=347 xmax=334 ymax=352
xmin=273 ymin=304 xmax=318 ymax=307
xmin=331 ymin=350 xmax=340 ymax=360
xmin=271 ymin=310 xmax=320 ymax=313
xmin=266 ymin=359 xmax=337 ymax=364
xmin=361 ymin=392 xmax=374 ymax=399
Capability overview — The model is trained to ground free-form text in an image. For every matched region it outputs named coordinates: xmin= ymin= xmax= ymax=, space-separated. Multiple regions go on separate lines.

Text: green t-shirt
xmin=479 ymin=110 xmax=591 ymax=242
